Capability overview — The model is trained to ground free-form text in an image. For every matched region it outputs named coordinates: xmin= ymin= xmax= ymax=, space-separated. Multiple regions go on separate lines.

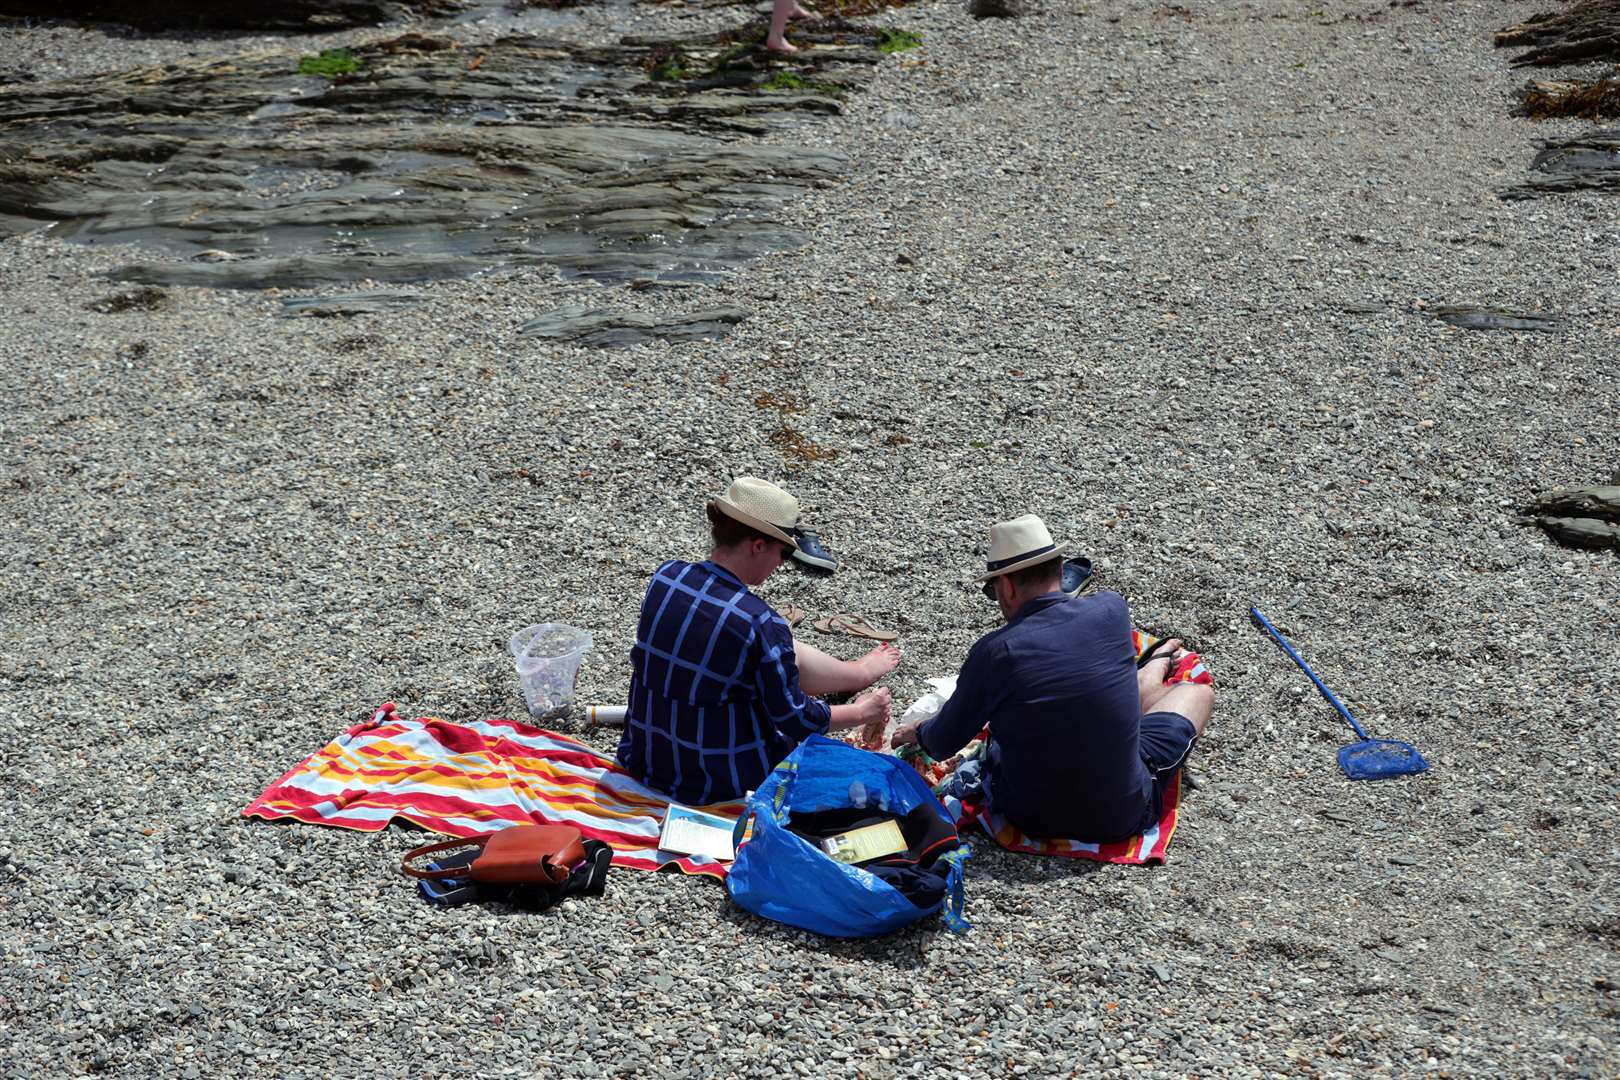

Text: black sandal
xmin=1136 ymin=636 xmax=1180 ymax=670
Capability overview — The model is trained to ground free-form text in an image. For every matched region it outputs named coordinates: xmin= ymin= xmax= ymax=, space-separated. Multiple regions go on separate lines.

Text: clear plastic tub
xmin=508 ymin=623 xmax=593 ymax=716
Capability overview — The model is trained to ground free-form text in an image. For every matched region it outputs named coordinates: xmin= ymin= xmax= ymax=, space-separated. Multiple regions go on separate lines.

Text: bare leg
xmin=1147 ymin=681 xmax=1214 ymax=737
xmin=795 ymin=636 xmax=901 ymax=696
xmin=766 ymin=0 xmax=804 ymax=53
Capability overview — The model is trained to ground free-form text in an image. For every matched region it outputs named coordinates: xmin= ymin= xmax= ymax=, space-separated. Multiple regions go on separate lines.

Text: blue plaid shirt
xmin=617 ymin=560 xmax=831 ymax=805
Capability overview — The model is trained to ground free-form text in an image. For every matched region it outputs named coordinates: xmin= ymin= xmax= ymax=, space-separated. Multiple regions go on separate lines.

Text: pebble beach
xmin=2 ymin=1 xmax=1617 ymax=1076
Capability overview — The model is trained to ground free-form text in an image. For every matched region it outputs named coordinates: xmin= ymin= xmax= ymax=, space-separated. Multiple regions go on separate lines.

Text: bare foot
xmin=765 ymin=34 xmax=799 ymax=53
xmin=788 ymin=2 xmax=817 ymax=19
xmin=852 ymin=641 xmax=901 ymax=688
xmin=1137 ymin=638 xmax=1182 ymax=710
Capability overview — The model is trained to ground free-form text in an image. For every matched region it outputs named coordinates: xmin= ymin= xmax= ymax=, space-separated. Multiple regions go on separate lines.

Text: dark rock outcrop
xmin=966 ymin=0 xmax=1025 ymax=18
xmin=1500 ymin=127 xmax=1620 ymax=199
xmin=0 ymin=1 xmax=468 ymax=32
xmin=1526 ymin=485 xmax=1620 ymax=550
xmin=1497 ymin=0 xmax=1620 ymax=68
xmin=518 ymin=303 xmax=750 ymax=346
xmin=0 ymin=30 xmax=886 ymax=289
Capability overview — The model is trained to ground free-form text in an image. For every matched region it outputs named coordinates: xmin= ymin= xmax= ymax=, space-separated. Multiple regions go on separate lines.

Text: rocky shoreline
xmin=2 ymin=1 xmax=1616 ymax=1077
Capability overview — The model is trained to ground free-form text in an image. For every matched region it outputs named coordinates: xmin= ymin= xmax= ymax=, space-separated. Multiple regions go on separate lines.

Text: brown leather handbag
xmin=400 ymin=824 xmax=586 ymax=885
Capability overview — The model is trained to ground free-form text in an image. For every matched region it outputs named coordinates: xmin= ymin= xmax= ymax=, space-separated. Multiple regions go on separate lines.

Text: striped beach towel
xmin=242 ymin=703 xmax=742 ymax=879
xmin=943 ymin=763 xmax=1181 ymax=865
xmin=1132 ymin=628 xmax=1213 ymax=686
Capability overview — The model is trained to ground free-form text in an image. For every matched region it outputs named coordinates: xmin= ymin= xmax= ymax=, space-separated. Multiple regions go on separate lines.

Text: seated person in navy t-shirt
xmin=617 ymin=477 xmax=895 ymax=805
xmin=890 ymin=514 xmax=1215 ymax=842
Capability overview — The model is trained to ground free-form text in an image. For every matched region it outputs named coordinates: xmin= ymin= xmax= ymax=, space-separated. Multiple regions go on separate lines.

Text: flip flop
xmin=780 ymin=603 xmax=807 ymax=628
xmin=826 ymin=612 xmax=899 ymax=642
xmin=1136 ymin=635 xmax=1179 ymax=670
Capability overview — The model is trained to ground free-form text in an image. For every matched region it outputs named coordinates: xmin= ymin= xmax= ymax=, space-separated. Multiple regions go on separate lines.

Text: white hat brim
xmin=973 ymin=540 xmax=1069 ymax=582
xmin=712 ymin=497 xmax=800 ymax=548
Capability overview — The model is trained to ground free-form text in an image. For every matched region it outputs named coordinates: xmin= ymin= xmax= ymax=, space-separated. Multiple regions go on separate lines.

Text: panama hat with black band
xmin=709 ymin=477 xmax=805 ymax=549
xmin=975 ymin=513 xmax=1069 ymax=583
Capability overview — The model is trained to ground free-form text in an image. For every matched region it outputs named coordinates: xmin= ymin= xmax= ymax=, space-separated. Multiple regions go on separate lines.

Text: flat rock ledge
xmin=279 ymin=290 xmax=431 ymax=316
xmin=518 ymin=303 xmax=750 ymax=346
xmin=1500 ymin=127 xmax=1620 ymax=200
xmin=0 ymin=29 xmax=889 ymax=290
xmin=1430 ymin=304 xmax=1562 ymax=332
xmin=1496 ymin=0 xmax=1620 ymax=68
xmin=5 ymin=0 xmax=524 ymax=33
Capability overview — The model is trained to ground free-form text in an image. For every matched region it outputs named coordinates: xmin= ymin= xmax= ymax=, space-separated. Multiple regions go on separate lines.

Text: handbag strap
xmin=399 ymin=835 xmax=488 ymax=880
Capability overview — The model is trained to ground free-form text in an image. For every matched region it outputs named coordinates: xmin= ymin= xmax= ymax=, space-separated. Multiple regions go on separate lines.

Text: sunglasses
xmin=980 ymin=579 xmax=998 ymax=601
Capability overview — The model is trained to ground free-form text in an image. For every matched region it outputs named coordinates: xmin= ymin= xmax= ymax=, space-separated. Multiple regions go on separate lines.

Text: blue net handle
xmin=936 ymin=846 xmax=972 ymax=934
xmin=1250 ymin=606 xmax=1369 ymax=740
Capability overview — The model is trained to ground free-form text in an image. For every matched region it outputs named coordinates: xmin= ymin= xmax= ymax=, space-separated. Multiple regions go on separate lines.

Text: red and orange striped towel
xmin=243 ymin=703 xmax=742 ymax=879
xmin=944 ymin=770 xmax=1181 ymax=865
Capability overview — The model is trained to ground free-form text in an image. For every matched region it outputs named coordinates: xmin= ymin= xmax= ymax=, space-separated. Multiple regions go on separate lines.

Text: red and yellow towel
xmin=243 ymin=703 xmax=741 ymax=879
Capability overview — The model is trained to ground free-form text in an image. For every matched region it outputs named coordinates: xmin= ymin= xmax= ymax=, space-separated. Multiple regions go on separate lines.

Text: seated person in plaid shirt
xmin=617 ymin=478 xmax=896 ymax=805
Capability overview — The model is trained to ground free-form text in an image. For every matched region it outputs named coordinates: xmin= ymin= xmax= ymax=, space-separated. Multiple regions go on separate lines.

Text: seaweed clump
xmin=761 ymin=71 xmax=843 ymax=94
xmin=770 ymin=425 xmax=839 ymax=466
xmin=1518 ymin=76 xmax=1620 ymax=120
xmin=84 ymin=287 xmax=172 ymax=314
xmin=644 ymin=45 xmax=691 ymax=82
xmin=298 ymin=48 xmax=365 ymax=79
xmin=874 ymin=27 xmax=922 ymax=52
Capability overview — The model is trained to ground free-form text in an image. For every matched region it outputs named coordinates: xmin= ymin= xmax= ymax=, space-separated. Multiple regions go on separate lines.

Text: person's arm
xmin=891 ymin=638 xmax=995 ymax=757
xmin=753 ymin=616 xmax=832 ymax=741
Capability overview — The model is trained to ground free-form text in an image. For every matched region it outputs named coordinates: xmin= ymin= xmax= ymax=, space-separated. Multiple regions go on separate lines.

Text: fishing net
xmin=1337 ymin=738 xmax=1429 ymax=781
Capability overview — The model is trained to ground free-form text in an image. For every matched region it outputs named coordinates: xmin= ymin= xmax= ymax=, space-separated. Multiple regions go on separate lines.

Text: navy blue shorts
xmin=1139 ymin=711 xmax=1197 ymax=828
xmin=1140 ymin=710 xmax=1198 ymax=776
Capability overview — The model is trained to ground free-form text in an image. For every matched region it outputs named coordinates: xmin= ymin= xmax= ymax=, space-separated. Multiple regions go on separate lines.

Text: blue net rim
xmin=1337 ymin=739 xmax=1429 ymax=779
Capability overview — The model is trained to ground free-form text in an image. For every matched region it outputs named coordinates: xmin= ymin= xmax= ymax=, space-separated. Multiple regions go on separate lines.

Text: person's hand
xmin=856 ymin=687 xmax=892 ymax=727
xmin=890 ymin=721 xmax=921 ymax=749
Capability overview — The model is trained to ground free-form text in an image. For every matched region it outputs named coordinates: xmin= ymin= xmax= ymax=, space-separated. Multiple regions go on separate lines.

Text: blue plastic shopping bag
xmin=726 ymin=735 xmax=970 ymax=938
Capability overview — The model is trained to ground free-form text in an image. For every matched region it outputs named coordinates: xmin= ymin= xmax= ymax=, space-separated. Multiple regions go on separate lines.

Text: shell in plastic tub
xmin=508 ymin=623 xmax=593 ymax=716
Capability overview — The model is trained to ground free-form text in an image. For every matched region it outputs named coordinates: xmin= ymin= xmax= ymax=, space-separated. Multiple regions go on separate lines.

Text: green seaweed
xmin=874 ymin=28 xmax=922 ymax=52
xmin=650 ymin=58 xmax=688 ymax=81
xmin=298 ymin=49 xmax=364 ymax=79
xmin=645 ymin=44 xmax=691 ymax=82
xmin=761 ymin=71 xmax=843 ymax=94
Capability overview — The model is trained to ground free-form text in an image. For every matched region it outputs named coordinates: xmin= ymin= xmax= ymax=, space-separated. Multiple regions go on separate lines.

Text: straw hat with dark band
xmin=709 ymin=477 xmax=804 ymax=548
xmin=975 ymin=513 xmax=1069 ymax=582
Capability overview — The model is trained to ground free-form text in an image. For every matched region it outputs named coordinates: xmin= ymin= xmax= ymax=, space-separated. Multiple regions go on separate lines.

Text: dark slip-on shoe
xmin=791 ymin=528 xmax=838 ymax=572
xmin=1061 ymin=556 xmax=1095 ymax=598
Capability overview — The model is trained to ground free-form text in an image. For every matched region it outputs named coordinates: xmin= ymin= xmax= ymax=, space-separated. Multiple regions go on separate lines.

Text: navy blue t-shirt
xmin=918 ymin=590 xmax=1153 ymax=842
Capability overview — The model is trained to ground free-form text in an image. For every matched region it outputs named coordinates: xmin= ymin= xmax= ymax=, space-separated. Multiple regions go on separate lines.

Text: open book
xmin=658 ymin=804 xmax=741 ymax=862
